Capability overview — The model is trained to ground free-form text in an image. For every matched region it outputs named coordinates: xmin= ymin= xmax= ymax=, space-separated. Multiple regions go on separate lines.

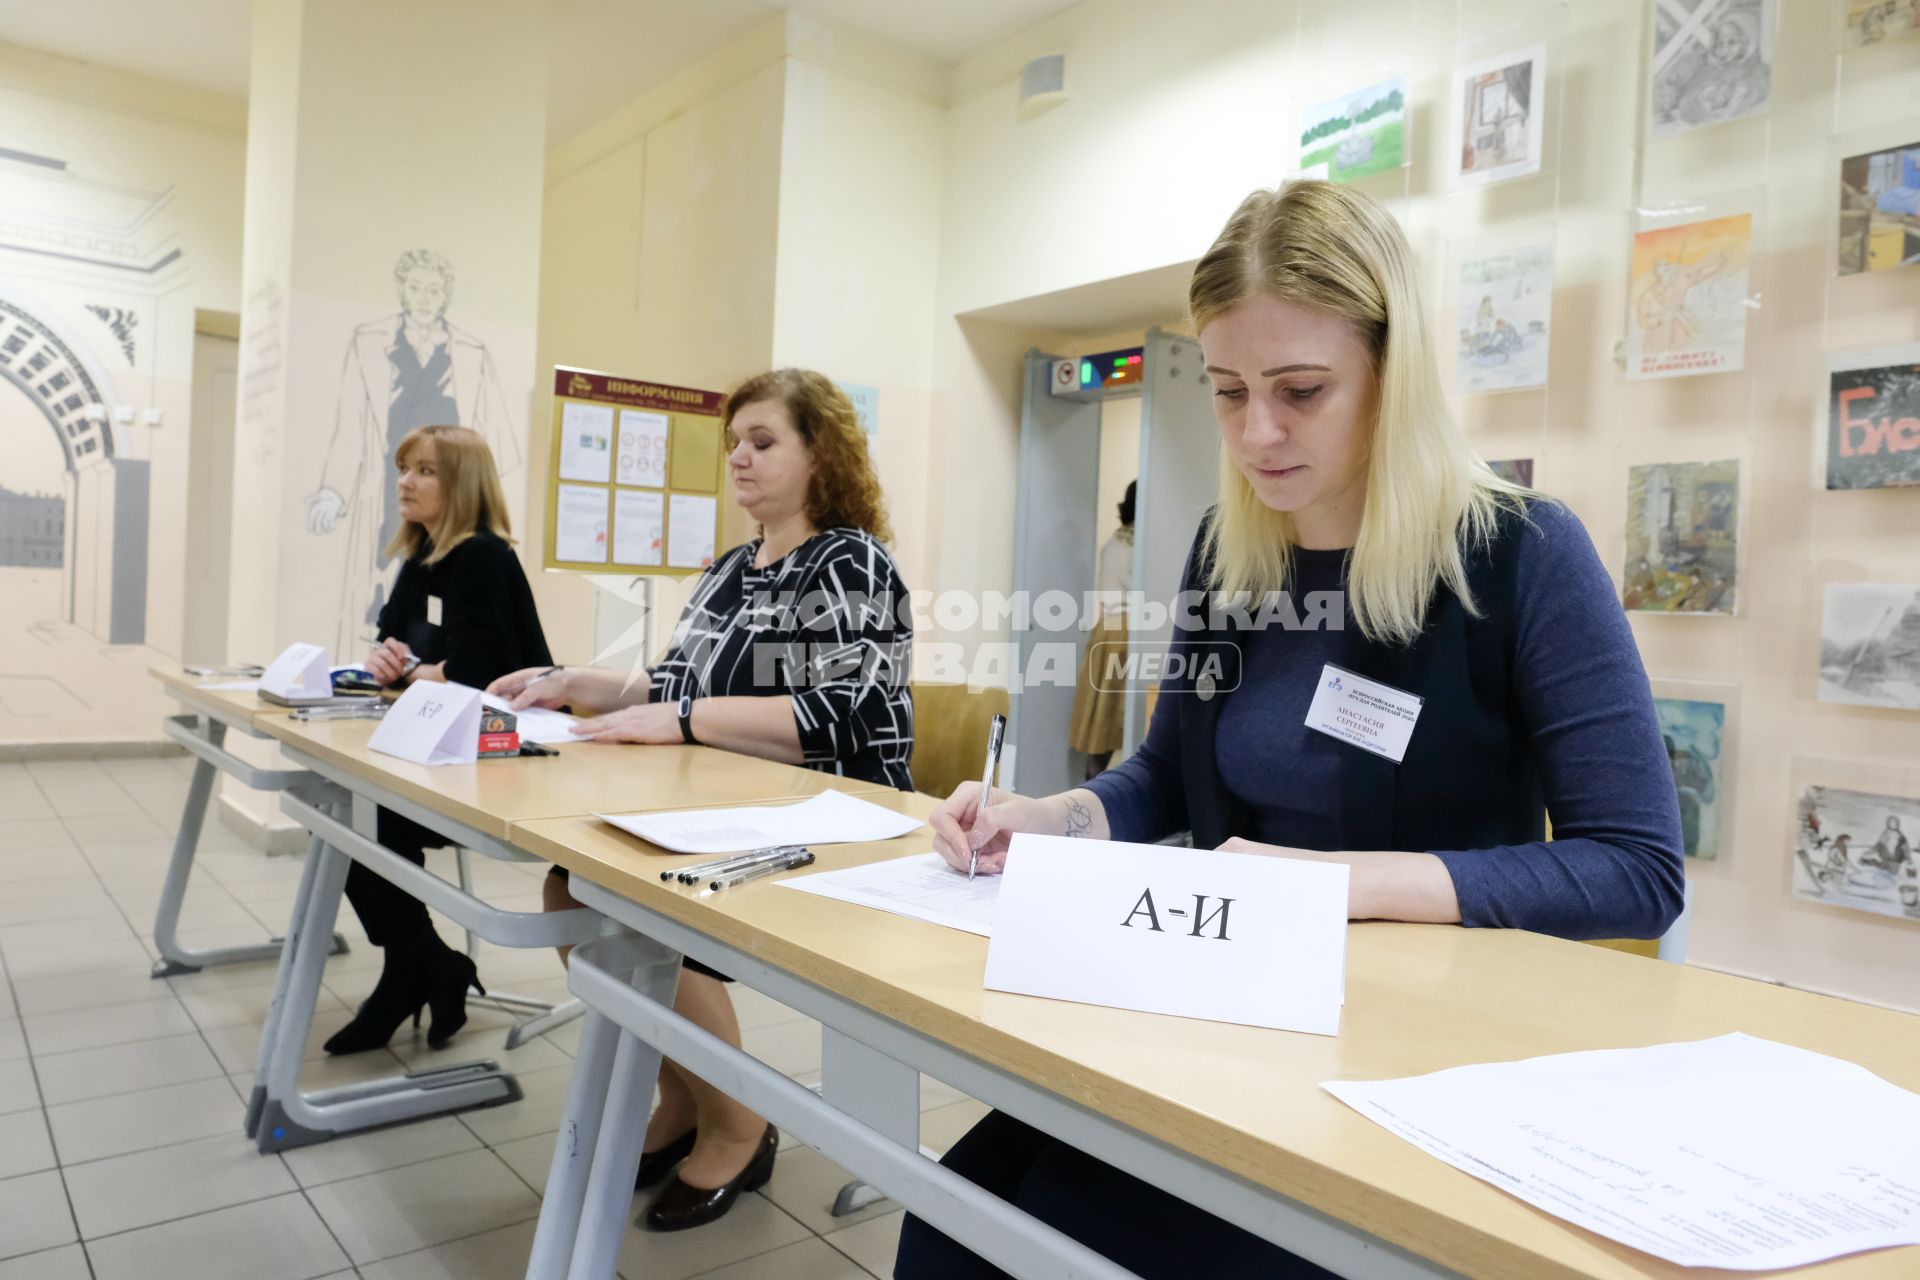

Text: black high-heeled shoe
xmin=635 ymin=1126 xmax=697 ymax=1189
xmin=644 ymin=1125 xmax=778 ymax=1232
xmin=324 ymin=944 xmax=428 ymax=1056
xmin=425 ymin=948 xmax=484 ymax=1049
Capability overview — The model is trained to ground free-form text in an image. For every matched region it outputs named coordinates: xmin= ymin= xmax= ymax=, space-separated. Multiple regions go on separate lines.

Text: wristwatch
xmin=678 ymin=692 xmax=698 ymax=745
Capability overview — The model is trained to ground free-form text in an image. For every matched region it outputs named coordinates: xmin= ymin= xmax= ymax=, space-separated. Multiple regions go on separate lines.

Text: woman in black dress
xmin=325 ymin=425 xmax=554 ymax=1056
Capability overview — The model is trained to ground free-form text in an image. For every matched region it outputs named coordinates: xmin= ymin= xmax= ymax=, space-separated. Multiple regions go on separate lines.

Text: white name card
xmin=983 ymin=835 xmax=1349 ymax=1036
xmin=259 ymin=642 xmax=332 ymax=702
xmin=367 ymin=681 xmax=483 ymax=766
xmin=1303 ymin=663 xmax=1422 ymax=763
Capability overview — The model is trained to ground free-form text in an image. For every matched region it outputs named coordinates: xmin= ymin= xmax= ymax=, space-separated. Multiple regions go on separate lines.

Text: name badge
xmin=426 ymin=595 xmax=444 ymax=627
xmin=1304 ymin=663 xmax=1421 ymax=763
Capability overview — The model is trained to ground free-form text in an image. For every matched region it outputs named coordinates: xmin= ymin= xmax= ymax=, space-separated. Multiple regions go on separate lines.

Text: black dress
xmin=346 ymin=532 xmax=553 ymax=947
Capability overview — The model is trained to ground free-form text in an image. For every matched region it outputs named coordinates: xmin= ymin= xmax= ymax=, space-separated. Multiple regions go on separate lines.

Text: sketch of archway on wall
xmin=0 ymin=290 xmax=140 ymax=640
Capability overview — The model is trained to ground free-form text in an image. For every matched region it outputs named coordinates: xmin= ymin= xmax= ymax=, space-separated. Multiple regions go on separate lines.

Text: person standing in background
xmin=1069 ymin=480 xmax=1134 ymax=778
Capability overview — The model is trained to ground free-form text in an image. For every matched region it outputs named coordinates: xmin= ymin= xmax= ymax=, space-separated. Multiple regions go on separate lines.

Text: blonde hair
xmin=1189 ymin=182 xmax=1527 ymax=645
xmin=383 ymin=425 xmax=514 ymax=565
xmin=725 ymin=369 xmax=893 ymax=544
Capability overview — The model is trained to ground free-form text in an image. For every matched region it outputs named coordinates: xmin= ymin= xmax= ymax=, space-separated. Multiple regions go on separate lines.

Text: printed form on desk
xmin=1323 ymin=1033 xmax=1920 ymax=1270
xmin=778 ymin=853 xmax=1000 ymax=937
xmin=597 ymin=789 xmax=924 ymax=855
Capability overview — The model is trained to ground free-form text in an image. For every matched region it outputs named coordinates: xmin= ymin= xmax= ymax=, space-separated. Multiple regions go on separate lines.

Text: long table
xmin=509 ymin=810 xmax=1920 ymax=1280
xmin=208 ymin=672 xmax=1920 ymax=1278
xmin=241 ymin=707 xmax=887 ymax=1152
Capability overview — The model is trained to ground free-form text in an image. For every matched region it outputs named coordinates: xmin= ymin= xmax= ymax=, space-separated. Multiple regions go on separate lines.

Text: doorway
xmin=1008 ymin=328 xmax=1217 ymax=799
xmin=182 ymin=314 xmax=239 ymax=667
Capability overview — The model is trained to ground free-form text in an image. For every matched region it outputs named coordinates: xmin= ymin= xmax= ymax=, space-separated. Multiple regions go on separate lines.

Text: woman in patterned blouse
xmin=491 ymin=368 xmax=912 ymax=1232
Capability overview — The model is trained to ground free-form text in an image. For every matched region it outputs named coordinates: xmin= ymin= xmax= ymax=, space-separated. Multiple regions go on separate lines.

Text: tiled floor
xmin=0 ymin=756 xmax=988 ymax=1279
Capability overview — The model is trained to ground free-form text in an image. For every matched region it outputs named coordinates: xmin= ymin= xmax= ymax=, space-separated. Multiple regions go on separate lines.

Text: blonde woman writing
xmin=897 ymin=184 xmax=1684 ymax=1277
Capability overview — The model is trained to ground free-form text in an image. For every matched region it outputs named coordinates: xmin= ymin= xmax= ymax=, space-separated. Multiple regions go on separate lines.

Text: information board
xmin=543 ymin=365 xmax=727 ymax=575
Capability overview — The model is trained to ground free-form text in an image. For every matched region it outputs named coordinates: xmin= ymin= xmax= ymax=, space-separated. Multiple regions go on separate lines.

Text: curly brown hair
xmin=725 ymin=369 xmax=893 ymax=544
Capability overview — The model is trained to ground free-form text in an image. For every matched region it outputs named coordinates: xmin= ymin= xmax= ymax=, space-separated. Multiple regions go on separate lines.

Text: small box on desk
xmin=479 ymin=705 xmax=521 ymax=758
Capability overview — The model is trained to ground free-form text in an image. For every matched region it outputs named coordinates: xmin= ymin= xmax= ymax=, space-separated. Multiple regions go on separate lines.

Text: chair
xmin=454 ymin=845 xmax=585 ymax=1049
xmin=908 ymin=681 xmax=1011 ymax=800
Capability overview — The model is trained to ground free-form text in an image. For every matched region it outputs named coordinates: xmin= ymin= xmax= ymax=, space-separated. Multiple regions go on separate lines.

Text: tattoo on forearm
xmin=1063 ymin=795 xmax=1093 ymax=838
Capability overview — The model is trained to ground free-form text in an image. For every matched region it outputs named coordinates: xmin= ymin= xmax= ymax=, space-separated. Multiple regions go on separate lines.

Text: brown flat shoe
xmin=642 ymin=1125 xmax=777 ymax=1232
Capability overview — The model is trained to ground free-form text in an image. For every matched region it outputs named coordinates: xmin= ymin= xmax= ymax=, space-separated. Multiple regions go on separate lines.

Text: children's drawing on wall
xmin=1298 ymin=77 xmax=1407 ymax=183
xmin=1452 ymin=46 xmax=1545 ymax=188
xmin=1647 ymin=0 xmax=1774 ymax=139
xmin=1844 ymin=0 xmax=1920 ymax=48
xmin=1654 ymin=697 xmax=1727 ymax=859
xmin=1826 ymin=351 xmax=1920 ymax=490
xmin=305 ymin=250 xmax=524 ymax=655
xmin=1622 ymin=459 xmax=1741 ymax=615
xmin=1486 ymin=458 xmax=1534 ymax=486
xmin=1794 ymin=784 xmax=1920 ymax=922
xmin=1820 ymin=583 xmax=1920 ymax=711
xmin=1837 ymin=140 xmax=1920 ymax=277
xmin=1457 ymin=244 xmax=1553 ymax=392
xmin=1627 ymin=213 xmax=1751 ymax=380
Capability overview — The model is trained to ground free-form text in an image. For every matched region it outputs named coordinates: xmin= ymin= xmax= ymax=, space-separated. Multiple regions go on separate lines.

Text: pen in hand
xmin=969 ymin=713 xmax=1007 ymax=881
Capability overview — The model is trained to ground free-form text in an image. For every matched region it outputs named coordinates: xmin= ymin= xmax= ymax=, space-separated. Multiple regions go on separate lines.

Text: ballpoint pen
xmin=662 ymin=845 xmax=806 ymax=883
xmin=969 ymin=713 xmax=1007 ymax=881
xmin=708 ymin=850 xmax=815 ymax=892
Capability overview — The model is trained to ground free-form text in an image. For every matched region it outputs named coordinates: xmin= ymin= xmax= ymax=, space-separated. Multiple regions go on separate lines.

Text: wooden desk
xmin=253 ymin=710 xmax=883 ymax=844
xmin=245 ymin=703 xmax=904 ymax=1155
xmin=515 ymin=804 xmax=1920 ymax=1280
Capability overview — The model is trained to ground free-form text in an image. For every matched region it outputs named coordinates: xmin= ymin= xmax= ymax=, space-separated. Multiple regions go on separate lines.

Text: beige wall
xmin=531 ymin=17 xmax=789 ymax=669
xmin=0 ymin=42 xmax=245 ymax=745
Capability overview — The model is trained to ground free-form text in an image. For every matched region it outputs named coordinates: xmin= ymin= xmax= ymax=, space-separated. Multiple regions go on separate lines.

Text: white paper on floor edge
xmin=1322 ymin=1033 xmax=1920 ymax=1270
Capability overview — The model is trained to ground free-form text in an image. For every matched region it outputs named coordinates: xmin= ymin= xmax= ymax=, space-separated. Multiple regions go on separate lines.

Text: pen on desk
xmin=708 ymin=849 xmax=814 ymax=892
xmin=665 ymin=845 xmax=805 ymax=884
xmin=969 ymin=713 xmax=1007 ymax=881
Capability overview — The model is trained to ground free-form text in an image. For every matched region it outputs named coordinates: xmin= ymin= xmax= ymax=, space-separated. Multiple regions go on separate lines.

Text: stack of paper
xmin=1324 ymin=1033 xmax=1920 ymax=1270
xmin=598 ymin=789 xmax=924 ymax=854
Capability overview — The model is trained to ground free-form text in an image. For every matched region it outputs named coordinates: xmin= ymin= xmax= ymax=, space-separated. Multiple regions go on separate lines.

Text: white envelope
xmin=367 ymin=681 xmax=484 ymax=766
xmin=983 ymin=835 xmax=1349 ymax=1036
xmin=259 ymin=642 xmax=332 ymax=701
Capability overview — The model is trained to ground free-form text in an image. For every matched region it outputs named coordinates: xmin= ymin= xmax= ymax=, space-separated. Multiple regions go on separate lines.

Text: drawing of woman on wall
xmin=305 ymin=250 xmax=523 ymax=656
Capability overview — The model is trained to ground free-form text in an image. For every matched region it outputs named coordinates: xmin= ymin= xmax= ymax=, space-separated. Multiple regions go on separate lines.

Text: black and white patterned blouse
xmin=647 ymin=528 xmax=914 ymax=791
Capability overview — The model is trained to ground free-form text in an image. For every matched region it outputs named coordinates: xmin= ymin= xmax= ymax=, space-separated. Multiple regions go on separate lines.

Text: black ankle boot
xmin=424 ymin=943 xmax=484 ymax=1050
xmin=324 ymin=936 xmax=429 ymax=1056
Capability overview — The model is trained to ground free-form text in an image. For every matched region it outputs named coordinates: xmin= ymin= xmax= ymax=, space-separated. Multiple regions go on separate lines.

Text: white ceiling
xmin=0 ymin=0 xmax=1081 ymax=140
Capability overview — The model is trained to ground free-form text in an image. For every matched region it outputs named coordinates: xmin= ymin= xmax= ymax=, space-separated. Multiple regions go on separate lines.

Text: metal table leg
xmin=252 ymin=786 xmax=604 ymax=1153
xmin=152 ymin=714 xmax=346 ymax=978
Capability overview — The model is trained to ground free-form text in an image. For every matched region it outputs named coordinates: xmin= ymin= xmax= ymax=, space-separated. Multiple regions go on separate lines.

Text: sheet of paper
xmin=613 ymin=489 xmax=664 ymax=567
xmin=1323 ymin=1033 xmax=1920 ymax=1271
xmin=617 ymin=409 xmax=669 ymax=487
xmin=555 ymin=484 xmax=610 ymax=564
xmin=479 ymin=694 xmax=584 ymax=746
xmin=597 ymin=789 xmax=924 ymax=855
xmin=559 ymin=401 xmax=615 ymax=483
xmin=779 ymin=853 xmax=999 ymax=937
xmin=196 ymin=680 xmax=260 ymax=692
xmin=368 ymin=681 xmax=482 ymax=766
xmin=984 ymin=836 xmax=1349 ymax=1036
xmin=667 ymin=493 xmax=717 ymax=569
